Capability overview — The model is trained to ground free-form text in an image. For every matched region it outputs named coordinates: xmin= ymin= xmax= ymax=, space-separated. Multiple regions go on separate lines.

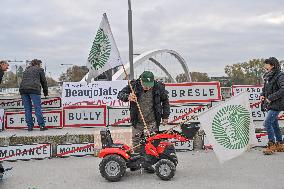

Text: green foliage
xmin=0 ymin=71 xmax=18 ymax=88
xmin=176 ymin=72 xmax=210 ymax=83
xmin=59 ymin=66 xmax=89 ymax=82
xmin=225 ymin=59 xmax=265 ymax=85
xmin=190 ymin=72 xmax=210 ymax=82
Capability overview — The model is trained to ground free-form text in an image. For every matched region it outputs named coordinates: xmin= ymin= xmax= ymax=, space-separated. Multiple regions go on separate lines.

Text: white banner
xmin=169 ymin=139 xmax=194 ymax=151
xmin=232 ymin=85 xmax=284 ymax=121
xmin=62 ymin=81 xmax=128 ymax=107
xmin=204 ymin=133 xmax=284 ymax=148
xmin=232 ymin=85 xmax=262 ymax=101
xmin=108 ymin=107 xmax=131 ymax=126
xmin=5 ymin=110 xmax=62 ymax=129
xmin=63 ymin=106 xmax=106 ymax=127
xmin=165 ymin=82 xmax=221 ymax=103
xmin=199 ymin=92 xmax=256 ymax=163
xmin=169 ymin=104 xmax=210 ymax=123
xmin=0 ymin=96 xmax=61 ymax=110
xmin=0 ymin=144 xmax=51 ymax=161
xmin=0 ymin=109 xmax=4 ymax=131
xmin=56 ymin=143 xmax=95 ymax=157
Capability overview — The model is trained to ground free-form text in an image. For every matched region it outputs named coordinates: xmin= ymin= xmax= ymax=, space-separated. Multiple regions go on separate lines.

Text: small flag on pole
xmin=199 ymin=92 xmax=256 ymax=163
xmin=85 ymin=13 xmax=122 ymax=82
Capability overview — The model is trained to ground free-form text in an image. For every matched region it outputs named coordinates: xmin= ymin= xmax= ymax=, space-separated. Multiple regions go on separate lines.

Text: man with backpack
xmin=260 ymin=57 xmax=284 ymax=155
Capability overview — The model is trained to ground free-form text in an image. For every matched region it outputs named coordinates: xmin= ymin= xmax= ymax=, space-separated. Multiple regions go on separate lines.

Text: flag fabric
xmin=86 ymin=13 xmax=122 ymax=82
xmin=199 ymin=92 xmax=256 ymax=163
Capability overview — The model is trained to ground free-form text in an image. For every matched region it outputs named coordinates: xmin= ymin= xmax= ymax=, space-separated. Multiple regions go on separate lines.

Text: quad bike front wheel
xmin=99 ymin=155 xmax=126 ymax=182
xmin=155 ymin=159 xmax=176 ymax=181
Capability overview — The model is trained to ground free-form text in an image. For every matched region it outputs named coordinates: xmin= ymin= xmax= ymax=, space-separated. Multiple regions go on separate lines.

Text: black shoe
xmin=144 ymin=166 xmax=155 ymax=174
xmin=40 ymin=127 xmax=48 ymax=131
xmin=28 ymin=128 xmax=33 ymax=131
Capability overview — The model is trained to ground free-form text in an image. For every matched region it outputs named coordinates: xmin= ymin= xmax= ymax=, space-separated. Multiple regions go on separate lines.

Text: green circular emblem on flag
xmin=88 ymin=28 xmax=111 ymax=70
xmin=212 ymin=105 xmax=250 ymax=149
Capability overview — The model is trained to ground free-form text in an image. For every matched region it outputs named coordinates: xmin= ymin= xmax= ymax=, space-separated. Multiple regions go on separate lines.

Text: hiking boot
xmin=275 ymin=142 xmax=284 ymax=152
xmin=263 ymin=142 xmax=277 ymax=155
xmin=40 ymin=127 xmax=48 ymax=131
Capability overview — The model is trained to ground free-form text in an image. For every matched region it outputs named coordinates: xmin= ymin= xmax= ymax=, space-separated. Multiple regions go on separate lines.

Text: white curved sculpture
xmin=82 ymin=49 xmax=191 ymax=82
xmin=112 ymin=49 xmax=191 ymax=81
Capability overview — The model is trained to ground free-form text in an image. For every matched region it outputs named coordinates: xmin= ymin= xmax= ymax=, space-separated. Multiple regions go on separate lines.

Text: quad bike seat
xmin=100 ymin=128 xmax=124 ymax=149
xmin=180 ymin=123 xmax=200 ymax=139
xmin=100 ymin=128 xmax=113 ymax=149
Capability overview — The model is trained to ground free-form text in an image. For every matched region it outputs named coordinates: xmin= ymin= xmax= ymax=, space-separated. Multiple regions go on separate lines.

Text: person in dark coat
xmin=260 ymin=57 xmax=284 ymax=155
xmin=117 ymin=71 xmax=170 ymax=173
xmin=19 ymin=59 xmax=48 ymax=131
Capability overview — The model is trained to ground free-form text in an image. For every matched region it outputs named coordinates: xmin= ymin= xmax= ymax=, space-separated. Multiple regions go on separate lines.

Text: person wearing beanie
xmin=117 ymin=71 xmax=170 ymax=173
xmin=260 ymin=57 xmax=284 ymax=155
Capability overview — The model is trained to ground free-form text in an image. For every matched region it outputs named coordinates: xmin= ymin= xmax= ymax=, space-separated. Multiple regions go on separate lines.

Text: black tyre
xmin=99 ymin=155 xmax=126 ymax=182
xmin=161 ymin=145 xmax=178 ymax=166
xmin=155 ymin=159 xmax=176 ymax=181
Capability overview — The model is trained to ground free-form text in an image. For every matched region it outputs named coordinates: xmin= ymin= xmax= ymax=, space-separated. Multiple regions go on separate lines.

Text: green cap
xmin=140 ymin=71 xmax=154 ymax=87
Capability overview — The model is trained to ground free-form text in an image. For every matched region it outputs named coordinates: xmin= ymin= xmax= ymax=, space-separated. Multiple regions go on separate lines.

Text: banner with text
xmin=169 ymin=104 xmax=210 ymax=123
xmin=108 ymin=107 xmax=131 ymax=126
xmin=63 ymin=106 xmax=107 ymax=127
xmin=0 ymin=144 xmax=51 ymax=161
xmin=232 ymin=85 xmax=284 ymax=120
xmin=165 ymin=82 xmax=221 ymax=104
xmin=5 ymin=110 xmax=62 ymax=129
xmin=62 ymin=81 xmax=129 ymax=107
xmin=56 ymin=143 xmax=95 ymax=157
xmin=0 ymin=96 xmax=61 ymax=110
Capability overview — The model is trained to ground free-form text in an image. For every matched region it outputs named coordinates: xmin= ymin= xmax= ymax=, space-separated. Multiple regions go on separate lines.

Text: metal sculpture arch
xmin=112 ymin=49 xmax=191 ymax=82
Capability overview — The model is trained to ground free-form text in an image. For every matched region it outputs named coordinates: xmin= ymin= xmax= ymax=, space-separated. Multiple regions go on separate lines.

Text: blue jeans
xmin=21 ymin=94 xmax=45 ymax=129
xmin=263 ymin=110 xmax=282 ymax=143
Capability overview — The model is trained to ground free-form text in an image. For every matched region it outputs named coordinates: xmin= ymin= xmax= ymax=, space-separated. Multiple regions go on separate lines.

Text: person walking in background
xmin=0 ymin=60 xmax=9 ymax=84
xmin=260 ymin=57 xmax=284 ymax=155
xmin=19 ymin=59 xmax=48 ymax=131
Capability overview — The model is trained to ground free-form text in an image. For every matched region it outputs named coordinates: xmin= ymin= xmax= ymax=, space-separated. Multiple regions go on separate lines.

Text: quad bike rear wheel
xmin=99 ymin=155 xmax=126 ymax=182
xmin=155 ymin=159 xmax=176 ymax=181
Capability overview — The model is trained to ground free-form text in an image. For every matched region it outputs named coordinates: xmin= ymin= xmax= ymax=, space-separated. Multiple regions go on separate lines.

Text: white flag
xmin=199 ymin=92 xmax=256 ymax=163
xmin=85 ymin=13 xmax=122 ymax=82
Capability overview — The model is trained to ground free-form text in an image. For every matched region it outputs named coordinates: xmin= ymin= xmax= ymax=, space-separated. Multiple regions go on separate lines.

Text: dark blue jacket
xmin=261 ymin=71 xmax=284 ymax=111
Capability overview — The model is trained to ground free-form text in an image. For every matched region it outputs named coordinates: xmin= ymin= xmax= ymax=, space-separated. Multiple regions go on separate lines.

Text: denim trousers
xmin=21 ymin=94 xmax=45 ymax=128
xmin=263 ymin=110 xmax=282 ymax=143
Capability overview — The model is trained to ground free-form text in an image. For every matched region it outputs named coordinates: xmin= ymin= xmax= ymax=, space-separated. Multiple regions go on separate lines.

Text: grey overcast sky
xmin=0 ymin=0 xmax=283 ymax=79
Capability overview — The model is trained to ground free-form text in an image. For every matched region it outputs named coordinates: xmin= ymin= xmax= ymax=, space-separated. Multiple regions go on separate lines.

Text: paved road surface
xmin=0 ymin=148 xmax=283 ymax=189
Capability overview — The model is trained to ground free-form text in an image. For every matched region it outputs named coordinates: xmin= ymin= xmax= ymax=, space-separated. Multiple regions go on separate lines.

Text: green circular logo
xmin=212 ymin=105 xmax=250 ymax=149
xmin=88 ymin=28 xmax=111 ymax=70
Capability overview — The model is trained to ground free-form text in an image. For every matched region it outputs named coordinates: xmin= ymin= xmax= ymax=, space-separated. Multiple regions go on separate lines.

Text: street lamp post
xmin=60 ymin=64 xmax=74 ymax=82
xmin=128 ymin=0 xmax=134 ymax=80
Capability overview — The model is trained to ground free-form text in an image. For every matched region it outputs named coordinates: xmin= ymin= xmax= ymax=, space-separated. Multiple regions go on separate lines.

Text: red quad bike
xmin=98 ymin=123 xmax=200 ymax=182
